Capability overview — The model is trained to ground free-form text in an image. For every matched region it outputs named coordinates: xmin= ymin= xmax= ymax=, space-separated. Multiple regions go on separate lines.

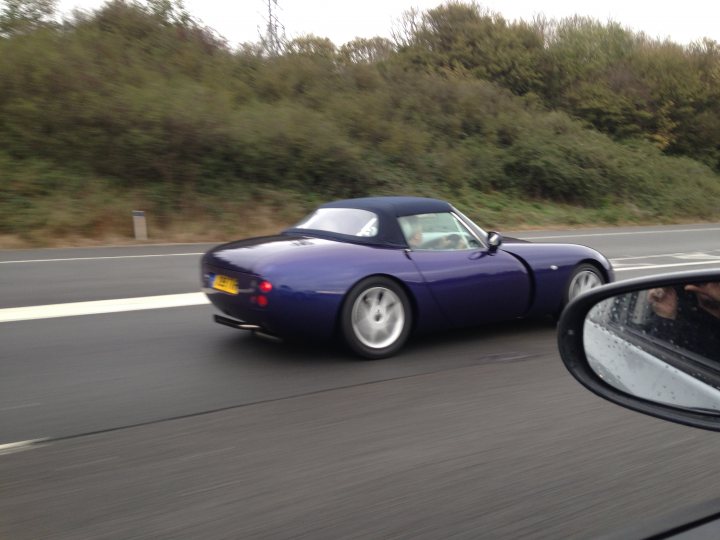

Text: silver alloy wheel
xmin=351 ymin=286 xmax=405 ymax=349
xmin=568 ymin=270 xmax=603 ymax=301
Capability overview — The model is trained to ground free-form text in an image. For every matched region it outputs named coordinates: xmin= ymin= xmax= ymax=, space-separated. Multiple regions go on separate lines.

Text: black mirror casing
xmin=558 ymin=269 xmax=720 ymax=432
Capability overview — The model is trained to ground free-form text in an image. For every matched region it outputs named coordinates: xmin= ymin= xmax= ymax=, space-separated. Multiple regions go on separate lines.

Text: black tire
xmin=563 ymin=263 xmax=605 ymax=307
xmin=341 ymin=276 xmax=412 ymax=359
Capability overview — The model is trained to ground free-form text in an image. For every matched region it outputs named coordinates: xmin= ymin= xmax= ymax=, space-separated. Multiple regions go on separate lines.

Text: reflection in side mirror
xmin=558 ymin=271 xmax=720 ymax=431
xmin=487 ymin=231 xmax=502 ymax=252
xmin=586 ymin=287 xmax=720 ymax=409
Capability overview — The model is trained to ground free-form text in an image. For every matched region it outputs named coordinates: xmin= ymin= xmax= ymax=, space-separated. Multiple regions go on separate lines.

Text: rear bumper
xmin=201 ymin=257 xmax=343 ymax=342
xmin=202 ymin=261 xmax=280 ymax=331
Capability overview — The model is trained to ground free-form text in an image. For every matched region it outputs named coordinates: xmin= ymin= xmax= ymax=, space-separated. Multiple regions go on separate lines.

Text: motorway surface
xmin=1 ymin=224 xmax=720 ymax=538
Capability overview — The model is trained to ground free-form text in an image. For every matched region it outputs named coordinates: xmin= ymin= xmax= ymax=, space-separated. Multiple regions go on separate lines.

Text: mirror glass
xmin=583 ymin=281 xmax=720 ymax=412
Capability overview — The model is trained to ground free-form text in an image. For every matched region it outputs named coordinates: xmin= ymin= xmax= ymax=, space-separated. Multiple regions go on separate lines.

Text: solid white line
xmin=615 ymin=260 xmax=720 ymax=272
xmin=0 ymin=253 xmax=203 ymax=264
xmin=610 ymin=251 xmax=719 ymax=262
xmin=0 ymin=293 xmax=210 ymax=323
xmin=523 ymin=227 xmax=720 ymax=240
xmin=0 ymin=439 xmax=46 ymax=455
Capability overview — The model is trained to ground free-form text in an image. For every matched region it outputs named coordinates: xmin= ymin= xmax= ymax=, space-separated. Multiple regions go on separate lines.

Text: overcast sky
xmin=57 ymin=0 xmax=720 ymax=47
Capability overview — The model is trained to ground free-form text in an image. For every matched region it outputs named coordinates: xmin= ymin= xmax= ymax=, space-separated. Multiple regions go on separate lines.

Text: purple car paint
xmin=201 ymin=196 xmax=613 ymax=358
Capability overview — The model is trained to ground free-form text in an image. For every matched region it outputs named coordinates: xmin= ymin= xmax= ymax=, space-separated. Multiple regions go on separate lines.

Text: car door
xmin=399 ymin=212 xmax=531 ymax=327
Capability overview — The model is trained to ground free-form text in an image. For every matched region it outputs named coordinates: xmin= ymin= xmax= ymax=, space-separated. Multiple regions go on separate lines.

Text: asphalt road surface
xmin=1 ymin=224 xmax=720 ymax=539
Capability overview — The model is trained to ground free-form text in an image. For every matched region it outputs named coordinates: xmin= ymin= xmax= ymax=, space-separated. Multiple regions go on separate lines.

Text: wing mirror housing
xmin=557 ymin=270 xmax=720 ymax=431
xmin=487 ymin=231 xmax=503 ymax=252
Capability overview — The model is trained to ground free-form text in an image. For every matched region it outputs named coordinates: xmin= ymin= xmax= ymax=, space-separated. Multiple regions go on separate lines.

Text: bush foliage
xmin=0 ymin=0 xmax=719 ymax=241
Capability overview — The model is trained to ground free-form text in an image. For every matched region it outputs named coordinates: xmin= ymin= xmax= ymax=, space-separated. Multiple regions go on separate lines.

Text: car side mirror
xmin=558 ymin=270 xmax=720 ymax=431
xmin=487 ymin=231 xmax=502 ymax=252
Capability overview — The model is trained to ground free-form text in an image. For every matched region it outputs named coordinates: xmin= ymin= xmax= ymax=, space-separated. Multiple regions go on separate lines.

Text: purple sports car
xmin=201 ymin=197 xmax=613 ymax=358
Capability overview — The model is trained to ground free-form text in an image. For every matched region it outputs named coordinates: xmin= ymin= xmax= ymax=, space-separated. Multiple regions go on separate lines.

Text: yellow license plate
xmin=212 ymin=274 xmax=239 ymax=295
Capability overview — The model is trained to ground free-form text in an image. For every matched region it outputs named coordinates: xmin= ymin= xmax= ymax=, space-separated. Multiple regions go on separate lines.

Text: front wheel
xmin=341 ymin=277 xmax=412 ymax=359
xmin=564 ymin=264 xmax=605 ymax=305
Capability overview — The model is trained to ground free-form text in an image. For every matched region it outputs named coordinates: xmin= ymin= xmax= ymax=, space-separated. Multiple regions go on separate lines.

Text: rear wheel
xmin=564 ymin=264 xmax=605 ymax=305
xmin=341 ymin=277 xmax=412 ymax=359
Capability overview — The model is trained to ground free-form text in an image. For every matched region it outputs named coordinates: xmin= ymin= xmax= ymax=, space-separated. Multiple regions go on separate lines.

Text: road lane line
xmin=0 ymin=253 xmax=203 ymax=264
xmin=674 ymin=253 xmax=720 ymax=260
xmin=0 ymin=439 xmax=47 ymax=456
xmin=0 ymin=403 xmax=41 ymax=412
xmin=615 ymin=260 xmax=720 ymax=272
xmin=523 ymin=227 xmax=720 ymax=240
xmin=0 ymin=293 xmax=209 ymax=323
xmin=611 ymin=251 xmax=720 ymax=261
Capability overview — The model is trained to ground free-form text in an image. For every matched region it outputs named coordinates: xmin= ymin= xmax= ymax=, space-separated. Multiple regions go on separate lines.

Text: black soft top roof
xmin=282 ymin=196 xmax=453 ymax=248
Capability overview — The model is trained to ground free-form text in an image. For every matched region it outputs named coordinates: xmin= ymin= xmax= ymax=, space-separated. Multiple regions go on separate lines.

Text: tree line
xmin=1 ymin=0 xmax=718 ymax=238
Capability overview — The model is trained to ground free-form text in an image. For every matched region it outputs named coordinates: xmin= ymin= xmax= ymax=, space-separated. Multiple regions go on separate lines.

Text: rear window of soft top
xmin=294 ymin=208 xmax=379 ymax=237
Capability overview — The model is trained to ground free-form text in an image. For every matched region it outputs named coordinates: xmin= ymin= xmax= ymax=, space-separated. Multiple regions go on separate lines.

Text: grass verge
xmin=2 ymin=181 xmax=717 ymax=249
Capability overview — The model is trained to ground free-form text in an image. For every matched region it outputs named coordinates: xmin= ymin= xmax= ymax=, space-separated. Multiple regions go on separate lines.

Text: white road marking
xmin=674 ymin=253 xmax=720 ymax=260
xmin=0 ymin=403 xmax=41 ymax=412
xmin=611 ymin=251 xmax=719 ymax=261
xmin=615 ymin=260 xmax=720 ymax=272
xmin=0 ymin=253 xmax=203 ymax=264
xmin=0 ymin=439 xmax=46 ymax=456
xmin=523 ymin=227 xmax=720 ymax=240
xmin=0 ymin=293 xmax=209 ymax=323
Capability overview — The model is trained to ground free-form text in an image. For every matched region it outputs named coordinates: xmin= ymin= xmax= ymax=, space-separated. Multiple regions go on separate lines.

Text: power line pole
xmin=262 ymin=0 xmax=284 ymax=56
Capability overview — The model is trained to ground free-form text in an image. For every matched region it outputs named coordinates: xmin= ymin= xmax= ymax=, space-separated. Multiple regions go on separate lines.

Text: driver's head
xmin=408 ymin=226 xmax=422 ymax=248
xmin=402 ymin=216 xmax=422 ymax=248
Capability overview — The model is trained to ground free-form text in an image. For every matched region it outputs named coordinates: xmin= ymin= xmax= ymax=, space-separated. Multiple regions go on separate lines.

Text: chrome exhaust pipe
xmin=213 ymin=315 xmax=282 ymax=342
xmin=213 ymin=314 xmax=261 ymax=331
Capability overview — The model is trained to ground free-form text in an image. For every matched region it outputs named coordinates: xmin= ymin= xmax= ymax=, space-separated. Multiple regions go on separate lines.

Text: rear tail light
xmin=259 ymin=280 xmax=273 ymax=293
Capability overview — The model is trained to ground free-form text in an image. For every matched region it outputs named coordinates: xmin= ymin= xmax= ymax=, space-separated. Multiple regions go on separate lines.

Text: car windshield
xmin=451 ymin=207 xmax=488 ymax=240
xmin=294 ymin=208 xmax=379 ymax=237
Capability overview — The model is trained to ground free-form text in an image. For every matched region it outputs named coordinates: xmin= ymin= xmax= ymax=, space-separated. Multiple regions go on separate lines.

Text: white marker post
xmin=132 ymin=210 xmax=148 ymax=241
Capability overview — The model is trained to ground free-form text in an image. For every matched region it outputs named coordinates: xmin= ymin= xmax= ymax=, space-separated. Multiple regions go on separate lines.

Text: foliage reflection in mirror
xmin=583 ymin=281 xmax=720 ymax=412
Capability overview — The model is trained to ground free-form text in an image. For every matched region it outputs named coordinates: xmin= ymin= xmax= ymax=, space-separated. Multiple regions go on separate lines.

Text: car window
xmin=294 ymin=208 xmax=379 ymax=237
xmin=398 ymin=212 xmax=482 ymax=250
